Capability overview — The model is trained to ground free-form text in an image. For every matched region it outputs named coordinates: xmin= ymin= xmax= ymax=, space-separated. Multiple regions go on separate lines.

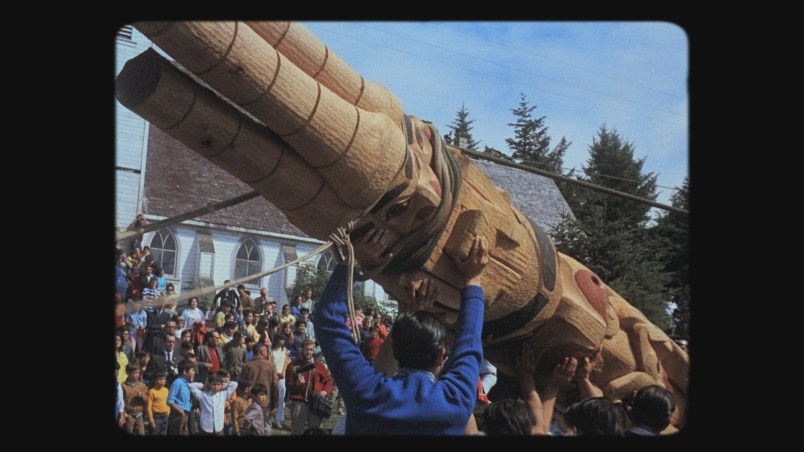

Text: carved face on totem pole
xmin=350 ymin=115 xmax=443 ymax=253
xmin=116 ymin=21 xmax=688 ymax=430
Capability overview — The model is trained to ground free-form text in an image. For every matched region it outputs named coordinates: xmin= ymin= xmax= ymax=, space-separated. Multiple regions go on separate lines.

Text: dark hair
xmin=237 ymin=284 xmax=246 ymax=290
xmin=300 ymin=307 xmax=310 ymax=314
xmin=223 ymin=321 xmax=238 ymax=331
xmin=207 ymin=373 xmax=223 ymax=384
xmin=251 ymin=383 xmax=268 ymax=397
xmin=631 ymin=385 xmax=675 ymax=431
xmin=237 ymin=380 xmax=253 ymax=396
xmin=565 ymin=397 xmax=627 ymax=436
xmin=126 ymin=363 xmax=141 ymax=373
xmin=153 ymin=370 xmax=168 ymax=379
xmin=391 ymin=311 xmax=446 ymax=370
xmin=253 ymin=343 xmax=267 ymax=356
xmin=483 ymin=399 xmax=535 ymax=435
xmin=216 ymin=369 xmax=230 ymax=378
xmin=180 ymin=361 xmax=195 ymax=374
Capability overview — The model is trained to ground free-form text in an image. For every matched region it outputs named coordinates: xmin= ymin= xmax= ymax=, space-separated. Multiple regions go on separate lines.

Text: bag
xmin=309 ymin=393 xmax=333 ymax=419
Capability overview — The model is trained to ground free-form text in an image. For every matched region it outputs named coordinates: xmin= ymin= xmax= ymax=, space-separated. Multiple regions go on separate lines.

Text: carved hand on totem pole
xmin=115 ymin=21 xmax=687 ymax=429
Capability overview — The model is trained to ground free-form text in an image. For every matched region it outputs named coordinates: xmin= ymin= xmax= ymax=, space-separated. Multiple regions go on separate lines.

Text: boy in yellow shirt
xmin=147 ymin=371 xmax=171 ymax=435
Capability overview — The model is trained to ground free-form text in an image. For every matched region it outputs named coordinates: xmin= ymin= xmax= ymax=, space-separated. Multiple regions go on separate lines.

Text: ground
xmin=271 ymin=404 xmax=344 ymax=436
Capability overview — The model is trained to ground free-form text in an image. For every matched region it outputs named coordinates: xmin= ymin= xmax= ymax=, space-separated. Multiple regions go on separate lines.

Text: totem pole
xmin=116 ymin=22 xmax=687 ymax=428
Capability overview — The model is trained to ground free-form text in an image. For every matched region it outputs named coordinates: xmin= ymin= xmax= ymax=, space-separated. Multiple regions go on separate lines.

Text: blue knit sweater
xmin=317 ymin=265 xmax=484 ymax=435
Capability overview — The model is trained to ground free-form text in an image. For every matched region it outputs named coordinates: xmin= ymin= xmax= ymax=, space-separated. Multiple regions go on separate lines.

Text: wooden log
xmin=115 ymin=48 xmax=358 ymax=238
xmin=135 ymin=21 xmax=405 ymax=211
xmin=245 ymin=21 xmax=404 ymax=126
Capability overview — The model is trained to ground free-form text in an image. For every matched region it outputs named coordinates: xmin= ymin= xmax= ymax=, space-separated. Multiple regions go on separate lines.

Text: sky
xmin=303 ymin=22 xmax=688 ymax=210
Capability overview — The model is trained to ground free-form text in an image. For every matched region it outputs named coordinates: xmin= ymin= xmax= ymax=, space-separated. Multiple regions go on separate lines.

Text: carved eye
xmin=387 ymin=200 xmax=410 ymax=220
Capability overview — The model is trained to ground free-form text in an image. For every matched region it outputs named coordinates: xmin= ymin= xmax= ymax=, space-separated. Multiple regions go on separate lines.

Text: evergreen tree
xmin=567 ymin=125 xmax=658 ymax=229
xmin=505 ymin=93 xmax=569 ymax=174
xmin=653 ymin=177 xmax=689 ymax=288
xmin=444 ymin=103 xmax=479 ymax=150
xmin=481 ymin=145 xmax=513 ymax=162
xmin=292 ymin=262 xmax=330 ymax=300
xmin=550 ymin=125 xmax=670 ymax=328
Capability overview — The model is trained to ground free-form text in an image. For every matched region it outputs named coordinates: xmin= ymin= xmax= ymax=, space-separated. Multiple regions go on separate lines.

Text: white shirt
xmin=188 ymin=382 xmax=238 ymax=433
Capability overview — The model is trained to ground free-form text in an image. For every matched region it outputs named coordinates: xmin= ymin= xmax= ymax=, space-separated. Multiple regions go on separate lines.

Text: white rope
xmin=125 ymin=240 xmax=333 ymax=314
xmin=329 ymin=221 xmax=361 ymax=345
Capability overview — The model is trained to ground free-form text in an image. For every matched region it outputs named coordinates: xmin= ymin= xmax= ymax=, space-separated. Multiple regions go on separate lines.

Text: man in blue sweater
xmin=317 ymin=228 xmax=489 ymax=435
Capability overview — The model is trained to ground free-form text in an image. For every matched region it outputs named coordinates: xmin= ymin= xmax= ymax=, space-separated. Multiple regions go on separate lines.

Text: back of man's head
xmin=391 ymin=311 xmax=446 ymax=370
xmin=565 ymin=397 xmax=627 ymax=436
xmin=482 ymin=399 xmax=535 ymax=435
xmin=631 ymin=385 xmax=675 ymax=432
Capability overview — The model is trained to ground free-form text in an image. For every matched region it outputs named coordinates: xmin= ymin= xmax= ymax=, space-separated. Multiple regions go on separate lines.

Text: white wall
xmin=115 ymin=27 xmax=152 ymax=230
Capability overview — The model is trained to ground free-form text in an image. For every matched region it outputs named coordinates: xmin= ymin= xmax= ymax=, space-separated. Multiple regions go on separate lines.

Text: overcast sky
xmin=303 ymin=22 xmax=688 ymax=208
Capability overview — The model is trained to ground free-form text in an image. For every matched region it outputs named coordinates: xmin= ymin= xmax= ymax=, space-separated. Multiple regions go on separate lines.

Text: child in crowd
xmin=242 ymin=384 xmax=269 ymax=436
xmin=147 ymin=371 xmax=171 ymax=435
xmin=231 ymin=381 xmax=253 ymax=436
xmin=188 ymin=373 xmax=238 ymax=435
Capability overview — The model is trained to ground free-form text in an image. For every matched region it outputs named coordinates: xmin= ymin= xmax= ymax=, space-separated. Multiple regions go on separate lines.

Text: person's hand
xmin=574 ymin=356 xmax=593 ymax=381
xmin=516 ymin=342 xmax=537 ymax=379
xmin=270 ymin=408 xmax=277 ymax=416
xmin=353 ymin=227 xmax=393 ymax=267
xmin=298 ymin=373 xmax=306 ymax=384
xmin=574 ymin=348 xmax=601 ymax=381
xmin=544 ymin=357 xmax=578 ymax=391
xmin=407 ymin=278 xmax=439 ymax=312
xmin=118 ymin=413 xmax=127 ymax=428
xmin=448 ymin=235 xmax=490 ymax=287
xmin=319 ymin=390 xmax=327 ymax=397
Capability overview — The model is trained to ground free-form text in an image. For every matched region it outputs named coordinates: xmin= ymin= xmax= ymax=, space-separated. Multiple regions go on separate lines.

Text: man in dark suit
xmin=195 ymin=331 xmax=225 ymax=385
xmin=213 ymin=280 xmax=241 ymax=311
xmin=152 ymin=333 xmax=181 ymax=383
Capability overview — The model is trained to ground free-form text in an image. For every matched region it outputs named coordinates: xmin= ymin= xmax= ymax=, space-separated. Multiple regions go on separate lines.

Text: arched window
xmin=234 ymin=238 xmax=262 ymax=283
xmin=317 ymin=249 xmax=339 ymax=275
xmin=149 ymin=229 xmax=177 ymax=276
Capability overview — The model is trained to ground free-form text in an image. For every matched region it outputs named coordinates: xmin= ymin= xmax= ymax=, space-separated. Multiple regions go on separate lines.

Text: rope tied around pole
xmin=328 ymin=220 xmax=362 ymax=345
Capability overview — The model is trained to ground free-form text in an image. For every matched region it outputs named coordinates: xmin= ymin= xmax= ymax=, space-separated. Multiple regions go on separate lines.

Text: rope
xmin=125 ymin=217 xmax=364 ymax=347
xmin=115 ymin=191 xmax=261 ymax=243
xmin=455 ymin=147 xmax=688 ymax=215
xmin=124 ymin=239 xmax=333 ymax=314
xmin=329 ymin=221 xmax=362 ymax=345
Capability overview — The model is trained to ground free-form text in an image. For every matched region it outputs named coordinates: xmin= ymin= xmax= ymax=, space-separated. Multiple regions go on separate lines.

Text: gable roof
xmin=473 ymin=159 xmax=575 ymax=233
xmin=142 ymin=125 xmax=307 ymax=237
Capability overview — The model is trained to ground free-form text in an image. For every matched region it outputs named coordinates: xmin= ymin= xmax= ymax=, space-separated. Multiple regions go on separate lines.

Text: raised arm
xmin=540 ymin=356 xmax=577 ymax=435
xmin=574 ymin=355 xmax=604 ymax=399
xmin=516 ymin=343 xmax=546 ymax=435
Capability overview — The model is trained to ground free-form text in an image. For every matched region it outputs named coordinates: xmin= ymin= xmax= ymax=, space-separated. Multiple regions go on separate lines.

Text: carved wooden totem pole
xmin=116 ymin=21 xmax=687 ymax=429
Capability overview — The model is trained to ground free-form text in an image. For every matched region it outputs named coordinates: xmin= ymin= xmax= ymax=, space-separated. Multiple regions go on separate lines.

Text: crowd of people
xmin=666 ymin=284 xmax=691 ymax=353
xmin=115 ymin=217 xmax=685 ymax=436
